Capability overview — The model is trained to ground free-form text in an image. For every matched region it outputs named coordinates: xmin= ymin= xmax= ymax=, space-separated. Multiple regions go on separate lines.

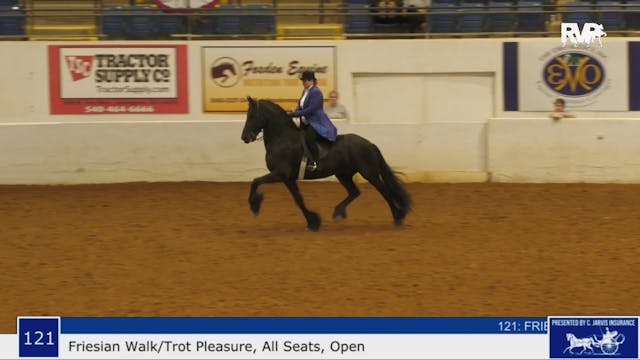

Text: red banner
xmin=49 ymin=44 xmax=188 ymax=114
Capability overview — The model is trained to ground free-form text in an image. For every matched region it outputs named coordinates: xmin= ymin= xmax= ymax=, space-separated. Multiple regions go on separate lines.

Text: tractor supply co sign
xmin=49 ymin=45 xmax=188 ymax=114
xmin=202 ymin=46 xmax=336 ymax=112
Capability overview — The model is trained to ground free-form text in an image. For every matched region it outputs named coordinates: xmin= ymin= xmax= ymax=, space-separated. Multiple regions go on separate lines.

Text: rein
xmin=255 ymin=100 xmax=264 ymax=142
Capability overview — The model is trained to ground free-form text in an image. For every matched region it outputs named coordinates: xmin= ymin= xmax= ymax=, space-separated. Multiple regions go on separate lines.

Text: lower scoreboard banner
xmin=0 ymin=316 xmax=638 ymax=359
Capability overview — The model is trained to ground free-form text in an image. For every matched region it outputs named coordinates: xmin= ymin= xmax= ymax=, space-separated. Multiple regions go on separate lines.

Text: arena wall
xmin=0 ymin=39 xmax=638 ymax=184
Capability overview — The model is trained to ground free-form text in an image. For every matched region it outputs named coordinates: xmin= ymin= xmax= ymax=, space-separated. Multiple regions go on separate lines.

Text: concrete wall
xmin=1 ymin=39 xmax=639 ymax=184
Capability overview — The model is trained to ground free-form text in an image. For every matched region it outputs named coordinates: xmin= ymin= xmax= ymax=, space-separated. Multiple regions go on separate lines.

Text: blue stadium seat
xmin=0 ymin=5 xmax=24 ymax=36
xmin=243 ymin=4 xmax=275 ymax=36
xmin=345 ymin=0 xmax=370 ymax=5
xmin=155 ymin=13 xmax=186 ymax=36
xmin=429 ymin=3 xmax=458 ymax=32
xmin=192 ymin=13 xmax=215 ymax=34
xmin=458 ymin=2 xmax=486 ymax=32
xmin=626 ymin=0 xmax=640 ymax=29
xmin=516 ymin=0 xmax=545 ymax=31
xmin=101 ymin=7 xmax=127 ymax=37
xmin=596 ymin=0 xmax=624 ymax=30
xmin=562 ymin=1 xmax=595 ymax=24
xmin=214 ymin=4 xmax=242 ymax=35
xmin=344 ymin=4 xmax=373 ymax=33
xmin=431 ymin=0 xmax=459 ymax=6
xmin=0 ymin=0 xmax=18 ymax=7
xmin=127 ymin=7 xmax=157 ymax=39
xmin=486 ymin=0 xmax=516 ymax=32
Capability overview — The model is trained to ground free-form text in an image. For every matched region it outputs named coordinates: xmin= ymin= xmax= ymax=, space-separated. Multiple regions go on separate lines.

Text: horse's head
xmin=241 ymin=96 xmax=267 ymax=143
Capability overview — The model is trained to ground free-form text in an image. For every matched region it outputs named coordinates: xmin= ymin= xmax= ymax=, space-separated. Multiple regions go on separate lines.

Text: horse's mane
xmin=256 ymin=99 xmax=286 ymax=115
xmin=253 ymin=99 xmax=297 ymax=130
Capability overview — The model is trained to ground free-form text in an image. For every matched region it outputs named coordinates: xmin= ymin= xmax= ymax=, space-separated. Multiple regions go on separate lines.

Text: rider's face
xmin=302 ymin=79 xmax=313 ymax=89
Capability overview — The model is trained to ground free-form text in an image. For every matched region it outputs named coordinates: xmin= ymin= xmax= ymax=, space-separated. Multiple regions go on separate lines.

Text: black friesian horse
xmin=241 ymin=97 xmax=411 ymax=231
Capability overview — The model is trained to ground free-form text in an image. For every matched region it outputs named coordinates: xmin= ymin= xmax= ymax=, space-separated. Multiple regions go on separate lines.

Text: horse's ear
xmin=247 ymin=96 xmax=254 ymax=104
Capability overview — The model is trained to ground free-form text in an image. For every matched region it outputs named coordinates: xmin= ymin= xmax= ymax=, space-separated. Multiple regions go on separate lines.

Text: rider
xmin=288 ymin=70 xmax=338 ymax=171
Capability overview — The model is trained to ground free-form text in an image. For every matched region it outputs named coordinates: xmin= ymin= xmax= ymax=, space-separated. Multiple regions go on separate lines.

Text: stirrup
xmin=306 ymin=161 xmax=318 ymax=171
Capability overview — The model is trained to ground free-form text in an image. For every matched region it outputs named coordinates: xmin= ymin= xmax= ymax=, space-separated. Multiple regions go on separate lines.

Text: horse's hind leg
xmin=360 ymin=171 xmax=402 ymax=225
xmin=284 ymin=180 xmax=321 ymax=231
xmin=333 ymin=173 xmax=360 ymax=220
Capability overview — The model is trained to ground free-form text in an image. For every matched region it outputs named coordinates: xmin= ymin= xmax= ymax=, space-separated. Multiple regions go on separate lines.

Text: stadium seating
xmin=429 ymin=3 xmax=459 ymax=32
xmin=0 ymin=0 xmax=17 ymax=7
xmin=344 ymin=4 xmax=373 ymax=33
xmin=597 ymin=0 xmax=625 ymax=30
xmin=243 ymin=4 xmax=276 ymax=36
xmin=127 ymin=7 xmax=156 ymax=39
xmin=458 ymin=2 xmax=486 ymax=32
xmin=562 ymin=1 xmax=596 ymax=24
xmin=623 ymin=0 xmax=640 ymax=29
xmin=214 ymin=4 xmax=243 ymax=35
xmin=10 ymin=0 xmax=640 ymax=40
xmin=516 ymin=0 xmax=545 ymax=31
xmin=155 ymin=13 xmax=186 ymax=36
xmin=486 ymin=0 xmax=516 ymax=32
xmin=101 ymin=6 xmax=127 ymax=37
xmin=432 ymin=0 xmax=459 ymax=6
xmin=0 ymin=5 xmax=24 ymax=36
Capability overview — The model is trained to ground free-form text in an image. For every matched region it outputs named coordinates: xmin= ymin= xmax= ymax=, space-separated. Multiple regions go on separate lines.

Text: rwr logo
xmin=561 ymin=23 xmax=606 ymax=48
xmin=64 ymin=55 xmax=94 ymax=81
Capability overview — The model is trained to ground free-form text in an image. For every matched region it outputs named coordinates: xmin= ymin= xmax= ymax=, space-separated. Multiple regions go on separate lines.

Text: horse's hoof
xmin=393 ymin=218 xmax=404 ymax=227
xmin=249 ymin=193 xmax=263 ymax=215
xmin=306 ymin=212 xmax=321 ymax=231
xmin=332 ymin=209 xmax=346 ymax=221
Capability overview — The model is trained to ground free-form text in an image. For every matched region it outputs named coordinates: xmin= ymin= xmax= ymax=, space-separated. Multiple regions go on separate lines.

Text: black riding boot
xmin=304 ymin=126 xmax=320 ymax=171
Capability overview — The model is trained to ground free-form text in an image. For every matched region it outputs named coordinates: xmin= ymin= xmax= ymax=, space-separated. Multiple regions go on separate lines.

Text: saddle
xmin=297 ymin=129 xmax=334 ymax=179
xmin=299 ymin=131 xmax=333 ymax=158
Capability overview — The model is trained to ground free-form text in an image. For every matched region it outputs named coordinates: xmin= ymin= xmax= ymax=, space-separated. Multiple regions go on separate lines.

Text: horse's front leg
xmin=284 ymin=180 xmax=321 ymax=231
xmin=249 ymin=172 xmax=282 ymax=215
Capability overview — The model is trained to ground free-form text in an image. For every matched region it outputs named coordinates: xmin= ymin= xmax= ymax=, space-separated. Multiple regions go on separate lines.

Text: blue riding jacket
xmin=291 ymin=86 xmax=338 ymax=142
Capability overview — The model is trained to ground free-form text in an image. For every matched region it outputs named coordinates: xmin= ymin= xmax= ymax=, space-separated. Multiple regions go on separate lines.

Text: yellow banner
xmin=202 ymin=46 xmax=336 ymax=112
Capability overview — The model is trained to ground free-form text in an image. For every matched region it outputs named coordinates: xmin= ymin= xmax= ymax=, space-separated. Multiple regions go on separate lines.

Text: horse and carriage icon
xmin=564 ymin=327 xmax=626 ymax=355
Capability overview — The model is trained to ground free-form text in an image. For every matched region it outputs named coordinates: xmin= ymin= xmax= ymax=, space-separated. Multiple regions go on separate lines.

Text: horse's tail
xmin=374 ymin=145 xmax=412 ymax=220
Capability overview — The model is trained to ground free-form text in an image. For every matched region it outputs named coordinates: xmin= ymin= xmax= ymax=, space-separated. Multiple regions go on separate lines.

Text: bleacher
xmin=0 ymin=0 xmax=638 ymax=40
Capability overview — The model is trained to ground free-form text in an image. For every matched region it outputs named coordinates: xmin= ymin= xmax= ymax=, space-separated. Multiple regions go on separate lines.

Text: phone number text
xmin=84 ymin=106 xmax=155 ymax=113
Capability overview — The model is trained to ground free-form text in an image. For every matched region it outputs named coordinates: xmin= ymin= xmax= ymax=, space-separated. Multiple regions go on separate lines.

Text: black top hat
xmin=300 ymin=71 xmax=316 ymax=81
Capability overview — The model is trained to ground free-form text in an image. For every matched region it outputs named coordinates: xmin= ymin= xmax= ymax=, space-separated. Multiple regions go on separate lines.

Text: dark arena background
xmin=1 ymin=0 xmax=640 ymax=337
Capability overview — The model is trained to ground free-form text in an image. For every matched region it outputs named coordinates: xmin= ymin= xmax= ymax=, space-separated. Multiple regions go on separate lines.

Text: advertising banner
xmin=202 ymin=46 xmax=336 ymax=112
xmin=49 ymin=45 xmax=188 ymax=114
xmin=503 ymin=39 xmax=628 ymax=111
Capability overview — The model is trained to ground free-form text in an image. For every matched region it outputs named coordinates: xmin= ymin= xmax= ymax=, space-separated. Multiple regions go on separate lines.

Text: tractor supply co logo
xmin=65 ymin=56 xmax=93 ymax=81
xmin=49 ymin=45 xmax=188 ymax=114
xmin=57 ymin=49 xmax=178 ymax=99
xmin=549 ymin=317 xmax=638 ymax=358
xmin=561 ymin=23 xmax=607 ymax=48
xmin=210 ymin=57 xmax=241 ymax=88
